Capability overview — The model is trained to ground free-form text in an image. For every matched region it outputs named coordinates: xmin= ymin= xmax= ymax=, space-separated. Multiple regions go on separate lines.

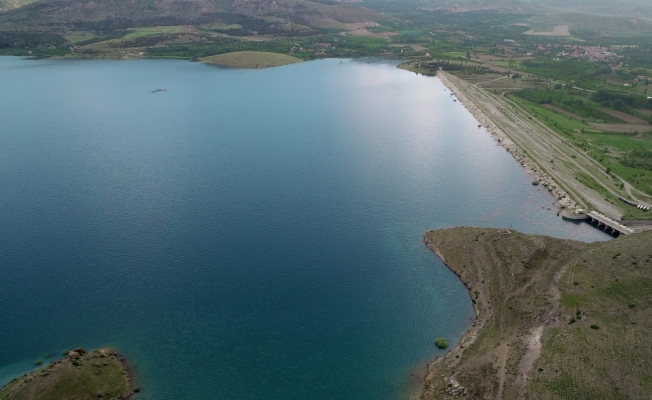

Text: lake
xmin=0 ymin=57 xmax=608 ymax=399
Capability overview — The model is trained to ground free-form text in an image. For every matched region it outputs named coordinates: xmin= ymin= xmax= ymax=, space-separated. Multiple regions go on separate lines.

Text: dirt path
xmin=477 ymin=75 xmax=508 ymax=87
xmin=495 ymin=341 xmax=509 ymax=399
xmin=617 ymin=176 xmax=652 ymax=207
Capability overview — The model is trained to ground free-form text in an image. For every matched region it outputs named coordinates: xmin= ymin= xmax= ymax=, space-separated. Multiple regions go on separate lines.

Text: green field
xmin=507 ymin=92 xmax=652 ymax=205
xmin=123 ymin=26 xmax=182 ymax=40
xmin=63 ymin=32 xmax=95 ymax=43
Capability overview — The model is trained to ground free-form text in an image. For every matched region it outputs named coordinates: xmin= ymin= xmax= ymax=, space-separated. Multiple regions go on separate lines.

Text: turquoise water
xmin=0 ymin=57 xmax=608 ymax=399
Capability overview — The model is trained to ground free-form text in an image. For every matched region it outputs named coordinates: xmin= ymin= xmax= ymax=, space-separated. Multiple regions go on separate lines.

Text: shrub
xmin=434 ymin=338 xmax=448 ymax=349
xmin=590 ymin=325 xmax=600 ymax=330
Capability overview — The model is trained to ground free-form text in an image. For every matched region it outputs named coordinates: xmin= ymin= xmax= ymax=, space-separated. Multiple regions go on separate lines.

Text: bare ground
xmin=523 ymin=25 xmax=571 ymax=37
xmin=601 ymin=109 xmax=650 ymax=124
xmin=541 ymin=104 xmax=584 ymax=121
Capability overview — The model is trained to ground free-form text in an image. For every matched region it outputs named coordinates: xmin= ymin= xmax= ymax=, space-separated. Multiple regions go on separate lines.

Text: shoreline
xmin=436 ymin=70 xmax=577 ymax=211
xmin=419 ymin=229 xmax=491 ymax=399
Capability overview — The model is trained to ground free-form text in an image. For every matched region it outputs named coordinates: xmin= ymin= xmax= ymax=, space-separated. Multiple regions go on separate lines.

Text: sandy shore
xmin=436 ymin=70 xmax=577 ymax=210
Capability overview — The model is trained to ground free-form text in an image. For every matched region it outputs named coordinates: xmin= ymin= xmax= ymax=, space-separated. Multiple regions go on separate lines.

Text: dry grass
xmin=421 ymin=227 xmax=652 ymax=400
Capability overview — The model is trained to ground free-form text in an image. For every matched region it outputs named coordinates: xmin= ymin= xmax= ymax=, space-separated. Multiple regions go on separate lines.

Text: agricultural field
xmin=505 ymin=88 xmax=652 ymax=205
xmin=123 ymin=26 xmax=183 ymax=40
xmin=63 ymin=31 xmax=95 ymax=43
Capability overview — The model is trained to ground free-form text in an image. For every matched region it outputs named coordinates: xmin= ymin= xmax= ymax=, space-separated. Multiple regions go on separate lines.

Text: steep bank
xmin=421 ymin=227 xmax=652 ymax=399
xmin=0 ymin=348 xmax=137 ymax=399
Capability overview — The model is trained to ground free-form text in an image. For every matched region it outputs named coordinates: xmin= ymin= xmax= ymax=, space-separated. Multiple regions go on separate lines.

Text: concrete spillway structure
xmin=587 ymin=211 xmax=635 ymax=236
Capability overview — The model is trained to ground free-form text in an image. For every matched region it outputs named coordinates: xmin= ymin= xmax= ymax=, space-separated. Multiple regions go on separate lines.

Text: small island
xmin=0 ymin=348 xmax=138 ymax=400
xmin=421 ymin=227 xmax=652 ymax=399
xmin=201 ymin=51 xmax=302 ymax=69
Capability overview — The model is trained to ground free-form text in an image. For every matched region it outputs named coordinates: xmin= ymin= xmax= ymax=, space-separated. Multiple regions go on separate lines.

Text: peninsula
xmin=0 ymin=348 xmax=137 ymax=400
xmin=421 ymin=227 xmax=652 ymax=399
xmin=201 ymin=51 xmax=302 ymax=69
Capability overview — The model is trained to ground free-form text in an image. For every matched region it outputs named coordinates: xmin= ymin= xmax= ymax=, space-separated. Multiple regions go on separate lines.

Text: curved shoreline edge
xmin=435 ymin=70 xmax=577 ymax=211
xmin=0 ymin=347 xmax=138 ymax=399
xmin=420 ymin=229 xmax=491 ymax=398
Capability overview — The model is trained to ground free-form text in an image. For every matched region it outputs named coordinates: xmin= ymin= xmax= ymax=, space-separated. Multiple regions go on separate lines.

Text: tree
xmin=434 ymin=338 xmax=448 ymax=349
xmin=613 ymin=99 xmax=625 ymax=111
xmin=466 ymin=50 xmax=471 ymax=60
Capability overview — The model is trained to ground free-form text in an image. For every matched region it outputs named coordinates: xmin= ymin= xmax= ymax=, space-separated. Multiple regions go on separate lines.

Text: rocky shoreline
xmin=436 ymin=70 xmax=577 ymax=210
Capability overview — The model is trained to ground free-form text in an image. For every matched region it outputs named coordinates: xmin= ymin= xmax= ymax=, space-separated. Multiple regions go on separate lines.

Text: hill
xmin=422 ymin=227 xmax=652 ymax=399
xmin=0 ymin=0 xmax=378 ymax=30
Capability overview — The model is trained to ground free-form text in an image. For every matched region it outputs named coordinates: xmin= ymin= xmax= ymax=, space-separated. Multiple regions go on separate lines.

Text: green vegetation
xmin=434 ymin=338 xmax=448 ymax=349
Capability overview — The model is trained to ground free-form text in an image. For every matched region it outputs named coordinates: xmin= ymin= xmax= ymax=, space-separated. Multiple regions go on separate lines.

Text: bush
xmin=434 ymin=337 xmax=448 ymax=349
